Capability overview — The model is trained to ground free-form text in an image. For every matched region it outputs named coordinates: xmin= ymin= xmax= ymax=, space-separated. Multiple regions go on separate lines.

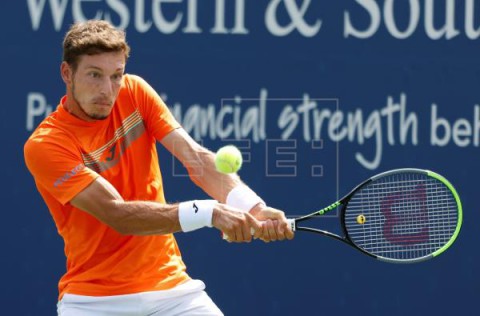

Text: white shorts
xmin=57 ymin=279 xmax=223 ymax=316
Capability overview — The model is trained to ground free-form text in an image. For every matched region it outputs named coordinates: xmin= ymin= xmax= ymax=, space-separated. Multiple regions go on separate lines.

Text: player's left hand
xmin=249 ymin=204 xmax=294 ymax=242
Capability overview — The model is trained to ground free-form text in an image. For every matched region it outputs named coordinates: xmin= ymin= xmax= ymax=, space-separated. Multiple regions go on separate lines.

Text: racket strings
xmin=344 ymin=172 xmax=459 ymax=261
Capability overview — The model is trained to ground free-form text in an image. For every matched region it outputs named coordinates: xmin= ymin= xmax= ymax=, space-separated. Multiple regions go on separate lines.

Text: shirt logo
xmin=81 ymin=110 xmax=146 ymax=174
xmin=53 ymin=163 xmax=85 ymax=187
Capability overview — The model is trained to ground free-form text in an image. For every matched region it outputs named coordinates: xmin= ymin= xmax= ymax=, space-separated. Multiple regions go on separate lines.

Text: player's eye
xmin=89 ymin=72 xmax=101 ymax=79
xmin=112 ymin=73 xmax=123 ymax=81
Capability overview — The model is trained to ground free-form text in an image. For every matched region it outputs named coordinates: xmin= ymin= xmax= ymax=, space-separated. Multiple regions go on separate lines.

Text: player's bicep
xmin=70 ymin=176 xmax=124 ymax=224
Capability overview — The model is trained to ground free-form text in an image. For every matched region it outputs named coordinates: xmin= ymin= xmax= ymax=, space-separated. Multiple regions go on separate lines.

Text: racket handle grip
xmin=287 ymin=218 xmax=296 ymax=232
xmin=222 ymin=218 xmax=296 ymax=240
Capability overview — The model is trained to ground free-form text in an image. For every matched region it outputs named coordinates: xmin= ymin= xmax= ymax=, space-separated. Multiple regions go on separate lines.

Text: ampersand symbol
xmin=266 ymin=0 xmax=322 ymax=37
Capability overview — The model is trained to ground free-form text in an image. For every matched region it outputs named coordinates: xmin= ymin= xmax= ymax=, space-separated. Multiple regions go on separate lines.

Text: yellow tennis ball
xmin=215 ymin=145 xmax=243 ymax=174
xmin=357 ymin=214 xmax=366 ymax=224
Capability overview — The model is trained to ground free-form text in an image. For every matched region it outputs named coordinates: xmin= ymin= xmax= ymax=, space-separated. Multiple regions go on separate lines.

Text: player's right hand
xmin=212 ymin=203 xmax=261 ymax=243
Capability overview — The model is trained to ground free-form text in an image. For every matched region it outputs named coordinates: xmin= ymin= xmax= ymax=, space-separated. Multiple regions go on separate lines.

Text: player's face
xmin=65 ymin=52 xmax=125 ymax=121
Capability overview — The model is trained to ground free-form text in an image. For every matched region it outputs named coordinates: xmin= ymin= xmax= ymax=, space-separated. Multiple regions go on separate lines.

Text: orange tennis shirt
xmin=24 ymin=74 xmax=190 ymax=299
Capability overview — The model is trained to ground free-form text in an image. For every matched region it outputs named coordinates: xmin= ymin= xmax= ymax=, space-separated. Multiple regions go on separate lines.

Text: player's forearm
xmin=108 ymin=200 xmax=181 ymax=235
xmin=161 ymin=129 xmax=262 ymax=212
xmin=70 ymin=174 xmax=216 ymax=236
xmin=187 ymin=151 xmax=267 ymax=218
xmin=185 ymin=146 xmax=242 ymax=203
xmin=111 ymin=200 xmax=255 ymax=242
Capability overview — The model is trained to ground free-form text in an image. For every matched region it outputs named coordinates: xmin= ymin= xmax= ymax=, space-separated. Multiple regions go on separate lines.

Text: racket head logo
xmin=381 ymin=183 xmax=430 ymax=246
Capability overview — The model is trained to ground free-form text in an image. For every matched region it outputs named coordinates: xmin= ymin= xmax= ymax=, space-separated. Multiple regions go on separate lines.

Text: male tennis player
xmin=24 ymin=20 xmax=293 ymax=316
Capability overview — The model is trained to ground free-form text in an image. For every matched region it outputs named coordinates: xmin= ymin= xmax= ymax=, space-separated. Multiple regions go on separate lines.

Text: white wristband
xmin=226 ymin=185 xmax=265 ymax=213
xmin=178 ymin=200 xmax=216 ymax=232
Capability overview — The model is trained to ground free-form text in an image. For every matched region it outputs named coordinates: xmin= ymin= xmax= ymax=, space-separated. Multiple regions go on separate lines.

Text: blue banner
xmin=2 ymin=1 xmax=478 ymax=315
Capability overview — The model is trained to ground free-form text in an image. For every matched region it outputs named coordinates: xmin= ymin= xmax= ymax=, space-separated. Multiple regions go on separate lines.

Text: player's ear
xmin=60 ymin=61 xmax=73 ymax=85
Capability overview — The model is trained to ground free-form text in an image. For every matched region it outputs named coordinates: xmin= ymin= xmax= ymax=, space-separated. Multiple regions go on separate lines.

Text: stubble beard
xmin=71 ymin=77 xmax=109 ymax=121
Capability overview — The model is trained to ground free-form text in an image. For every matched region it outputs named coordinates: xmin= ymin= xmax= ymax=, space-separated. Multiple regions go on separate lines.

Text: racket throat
xmin=296 ymin=201 xmax=342 ymax=224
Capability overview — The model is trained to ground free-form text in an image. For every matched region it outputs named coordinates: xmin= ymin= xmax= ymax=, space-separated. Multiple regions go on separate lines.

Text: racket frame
xmin=289 ymin=168 xmax=463 ymax=263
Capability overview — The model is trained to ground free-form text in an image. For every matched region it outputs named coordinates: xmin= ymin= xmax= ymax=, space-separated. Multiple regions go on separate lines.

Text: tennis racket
xmin=286 ymin=168 xmax=462 ymax=263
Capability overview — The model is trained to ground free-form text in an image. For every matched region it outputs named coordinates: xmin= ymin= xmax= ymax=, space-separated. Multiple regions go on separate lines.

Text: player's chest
xmin=77 ymin=112 xmax=147 ymax=174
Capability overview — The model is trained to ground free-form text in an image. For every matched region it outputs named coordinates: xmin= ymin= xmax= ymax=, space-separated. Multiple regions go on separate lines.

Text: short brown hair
xmin=63 ymin=20 xmax=130 ymax=69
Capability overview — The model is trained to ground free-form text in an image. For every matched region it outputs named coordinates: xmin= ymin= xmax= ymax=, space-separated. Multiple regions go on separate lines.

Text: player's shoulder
xmin=122 ymin=73 xmax=148 ymax=87
xmin=24 ymin=126 xmax=79 ymax=176
xmin=24 ymin=113 xmax=75 ymax=156
xmin=119 ymin=74 xmax=156 ymax=105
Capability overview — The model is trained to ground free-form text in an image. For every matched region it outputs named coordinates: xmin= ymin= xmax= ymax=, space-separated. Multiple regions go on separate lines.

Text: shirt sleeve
xmin=24 ymin=134 xmax=99 ymax=205
xmin=125 ymin=74 xmax=181 ymax=141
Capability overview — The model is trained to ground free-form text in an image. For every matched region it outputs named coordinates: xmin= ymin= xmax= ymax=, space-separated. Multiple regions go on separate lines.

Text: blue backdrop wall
xmin=2 ymin=1 xmax=478 ymax=315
